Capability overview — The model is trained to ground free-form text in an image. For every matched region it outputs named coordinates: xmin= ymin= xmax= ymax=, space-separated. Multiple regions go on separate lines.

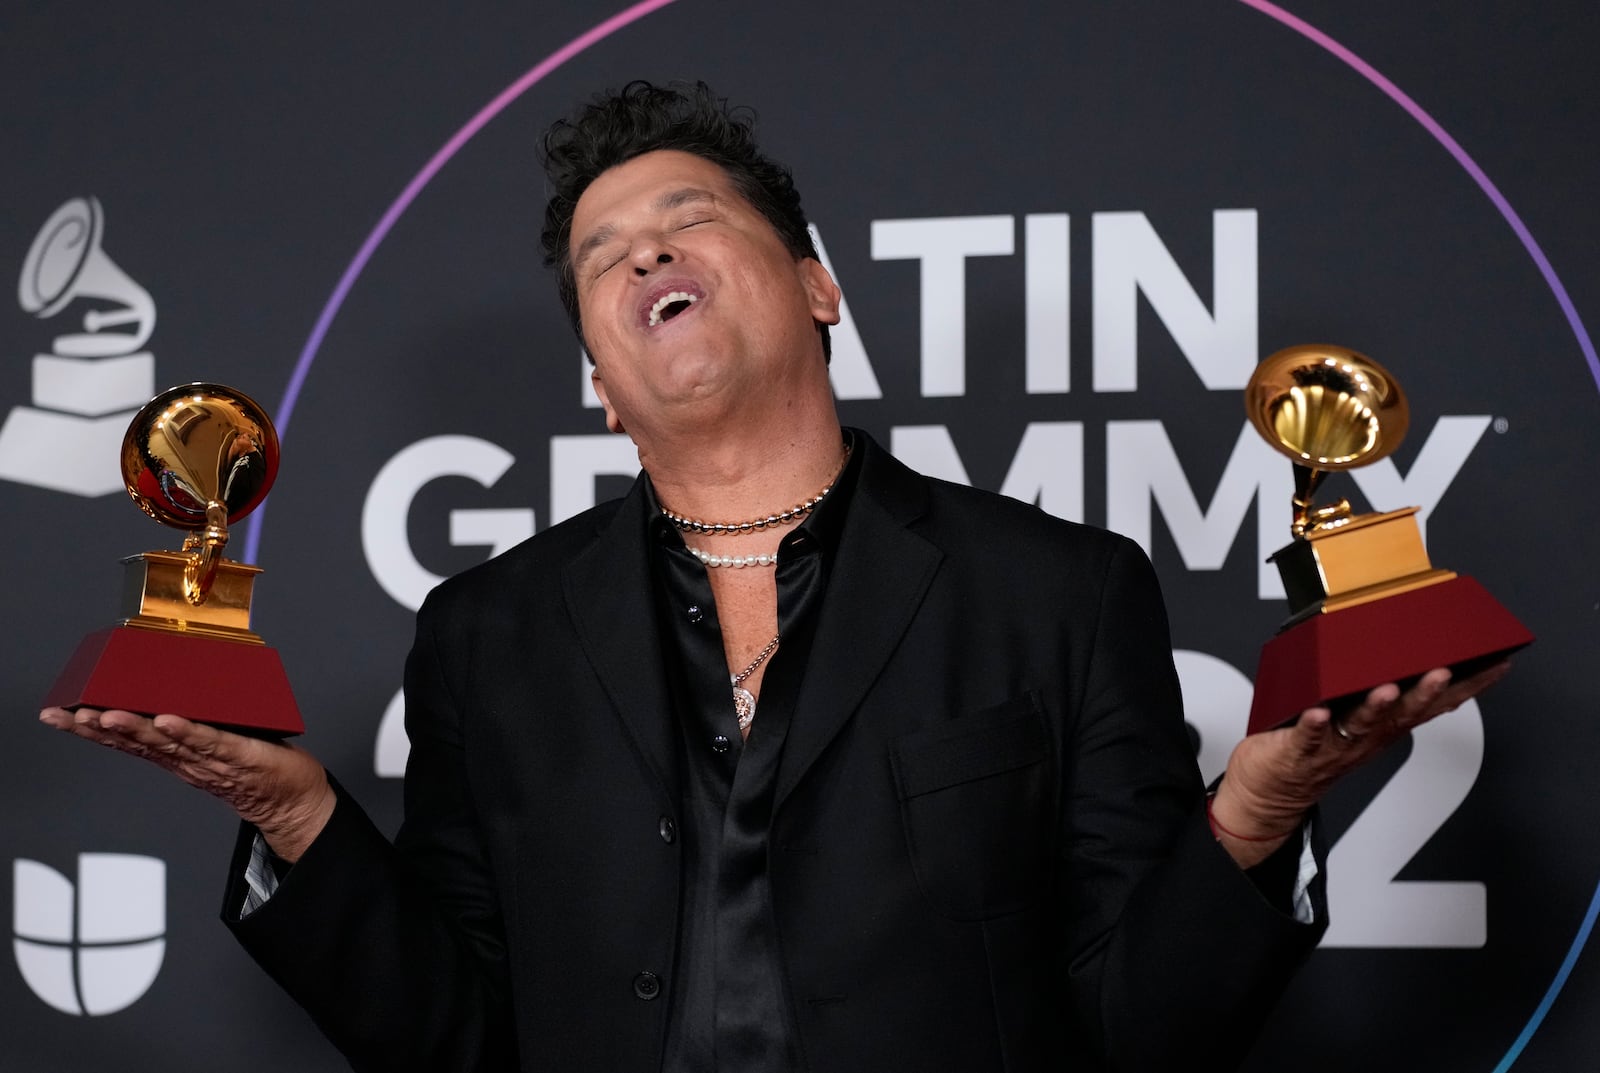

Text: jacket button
xmin=711 ymin=734 xmax=731 ymax=753
xmin=658 ymin=816 xmax=676 ymax=844
xmin=633 ymin=971 xmax=661 ymax=1000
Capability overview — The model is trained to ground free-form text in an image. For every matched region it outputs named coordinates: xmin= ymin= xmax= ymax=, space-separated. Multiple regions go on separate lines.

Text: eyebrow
xmin=572 ymin=186 xmax=720 ymax=274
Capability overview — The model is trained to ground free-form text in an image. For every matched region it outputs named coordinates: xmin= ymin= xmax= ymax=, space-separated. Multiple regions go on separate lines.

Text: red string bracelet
xmin=1206 ymin=794 xmax=1296 ymax=843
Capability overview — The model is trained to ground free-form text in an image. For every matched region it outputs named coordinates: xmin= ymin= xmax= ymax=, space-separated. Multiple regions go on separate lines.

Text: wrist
xmin=1211 ymin=764 xmax=1313 ymax=836
xmin=256 ymin=779 xmax=336 ymax=863
xmin=1207 ymin=776 xmax=1305 ymax=864
xmin=1206 ymin=792 xmax=1300 ymax=843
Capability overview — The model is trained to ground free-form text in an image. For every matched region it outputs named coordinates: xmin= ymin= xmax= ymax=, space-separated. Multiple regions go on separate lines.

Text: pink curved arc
xmin=236 ymin=2 xmax=1590 ymax=1063
xmin=1236 ymin=0 xmax=1599 ymax=395
xmin=242 ymin=0 xmax=681 ymax=563
xmin=1236 ymin=6 xmax=1599 ymax=1068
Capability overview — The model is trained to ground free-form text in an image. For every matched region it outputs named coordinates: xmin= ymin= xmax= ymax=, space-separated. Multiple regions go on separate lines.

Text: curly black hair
xmin=540 ymin=80 xmax=828 ymax=359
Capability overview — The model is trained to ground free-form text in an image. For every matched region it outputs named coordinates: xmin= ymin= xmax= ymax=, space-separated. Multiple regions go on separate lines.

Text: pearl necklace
xmin=687 ymin=548 xmax=777 ymax=569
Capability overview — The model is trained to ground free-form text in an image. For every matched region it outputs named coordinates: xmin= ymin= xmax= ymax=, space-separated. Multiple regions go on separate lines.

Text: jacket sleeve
xmin=222 ymin=594 xmax=517 ymax=1073
xmin=1059 ymin=536 xmax=1326 ymax=1070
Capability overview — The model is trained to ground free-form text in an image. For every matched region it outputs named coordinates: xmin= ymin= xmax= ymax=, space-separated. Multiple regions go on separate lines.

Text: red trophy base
xmin=43 ymin=625 xmax=304 ymax=737
xmin=1247 ymin=575 xmax=1532 ymax=736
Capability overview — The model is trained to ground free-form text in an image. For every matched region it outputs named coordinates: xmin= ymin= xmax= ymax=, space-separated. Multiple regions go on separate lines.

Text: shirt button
xmin=658 ymin=816 xmax=676 ymax=844
xmin=686 ymin=604 xmax=703 ymax=623
xmin=633 ymin=971 xmax=661 ymax=1000
xmin=711 ymin=734 xmax=731 ymax=753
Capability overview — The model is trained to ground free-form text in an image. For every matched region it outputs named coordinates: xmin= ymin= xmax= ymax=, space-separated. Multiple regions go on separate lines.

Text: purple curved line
xmin=1238 ymin=5 xmax=1600 ymax=1065
xmin=241 ymin=0 xmax=681 ymax=564
xmin=1236 ymin=0 xmax=1600 ymax=400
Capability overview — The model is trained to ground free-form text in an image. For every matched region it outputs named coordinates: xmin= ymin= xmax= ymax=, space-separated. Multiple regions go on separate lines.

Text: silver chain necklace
xmin=731 ymin=634 xmax=780 ymax=731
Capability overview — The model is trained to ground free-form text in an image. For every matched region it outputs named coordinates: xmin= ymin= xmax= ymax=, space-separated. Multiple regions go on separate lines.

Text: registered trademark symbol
xmin=1493 ymin=416 xmax=1509 ymax=433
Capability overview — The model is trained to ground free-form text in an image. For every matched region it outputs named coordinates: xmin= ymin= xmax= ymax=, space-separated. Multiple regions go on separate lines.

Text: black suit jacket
xmin=227 ymin=431 xmax=1323 ymax=1072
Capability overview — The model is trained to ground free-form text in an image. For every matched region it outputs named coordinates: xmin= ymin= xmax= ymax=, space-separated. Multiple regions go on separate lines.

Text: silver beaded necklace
xmin=665 ymin=445 xmax=851 ymax=569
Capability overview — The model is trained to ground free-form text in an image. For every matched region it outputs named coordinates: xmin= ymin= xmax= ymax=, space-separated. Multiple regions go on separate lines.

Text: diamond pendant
xmin=733 ymin=685 xmax=756 ymax=730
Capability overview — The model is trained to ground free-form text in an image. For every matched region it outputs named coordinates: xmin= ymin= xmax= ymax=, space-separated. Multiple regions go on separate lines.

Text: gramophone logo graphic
xmin=0 ymin=197 xmax=157 ymax=496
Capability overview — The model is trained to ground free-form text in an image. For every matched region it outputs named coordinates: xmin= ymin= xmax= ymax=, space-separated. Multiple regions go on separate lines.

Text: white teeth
xmin=648 ymin=291 xmax=698 ymax=326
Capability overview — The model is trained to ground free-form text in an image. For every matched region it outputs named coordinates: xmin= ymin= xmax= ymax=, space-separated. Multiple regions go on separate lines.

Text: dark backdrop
xmin=2 ymin=3 xmax=1596 ymax=1069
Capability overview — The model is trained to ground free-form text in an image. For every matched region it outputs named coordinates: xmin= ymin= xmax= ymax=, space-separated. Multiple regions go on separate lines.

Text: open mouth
xmin=648 ymin=290 xmax=699 ymax=327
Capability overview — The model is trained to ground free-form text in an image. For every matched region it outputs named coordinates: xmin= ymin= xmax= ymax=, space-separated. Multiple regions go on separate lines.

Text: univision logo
xmin=12 ymin=854 xmax=166 ymax=1015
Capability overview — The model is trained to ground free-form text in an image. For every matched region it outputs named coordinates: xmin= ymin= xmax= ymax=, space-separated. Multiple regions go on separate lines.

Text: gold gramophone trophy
xmin=43 ymin=383 xmax=304 ymax=736
xmin=1244 ymin=345 xmax=1531 ymax=735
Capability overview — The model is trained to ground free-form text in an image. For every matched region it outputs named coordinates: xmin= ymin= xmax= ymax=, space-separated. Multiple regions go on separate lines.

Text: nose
xmin=630 ymin=235 xmax=679 ymax=276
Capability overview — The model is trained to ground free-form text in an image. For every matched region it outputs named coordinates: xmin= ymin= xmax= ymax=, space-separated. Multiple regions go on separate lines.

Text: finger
xmin=65 ymin=709 xmax=228 ymax=779
xmin=70 ymin=706 xmax=120 ymax=737
xmin=1423 ymin=659 xmax=1512 ymax=716
xmin=1451 ymin=659 xmax=1511 ymax=697
xmin=96 ymin=709 xmax=210 ymax=763
xmin=1358 ymin=661 xmax=1511 ymax=736
xmin=86 ymin=716 xmax=245 ymax=792
xmin=39 ymin=706 xmax=78 ymax=730
xmin=151 ymin=714 xmax=284 ymax=775
xmin=151 ymin=714 xmax=232 ymax=758
xmin=1387 ymin=668 xmax=1456 ymax=729
xmin=56 ymin=708 xmax=163 ymax=758
xmin=1287 ymin=706 xmax=1339 ymax=754
xmin=1334 ymin=680 xmax=1404 ymax=739
xmin=1303 ymin=704 xmax=1367 ymax=750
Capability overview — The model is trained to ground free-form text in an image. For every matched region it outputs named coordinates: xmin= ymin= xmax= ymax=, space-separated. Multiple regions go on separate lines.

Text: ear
xmin=590 ymin=368 xmax=626 ymax=434
xmin=799 ymin=257 xmax=842 ymax=327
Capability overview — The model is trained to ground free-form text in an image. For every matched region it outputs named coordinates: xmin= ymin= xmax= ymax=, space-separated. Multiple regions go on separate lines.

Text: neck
xmin=641 ymin=415 xmax=845 ymax=526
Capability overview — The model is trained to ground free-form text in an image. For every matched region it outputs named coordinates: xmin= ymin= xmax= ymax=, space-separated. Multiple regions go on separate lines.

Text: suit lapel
xmin=774 ymin=442 xmax=943 ymax=812
xmin=562 ymin=480 xmax=679 ymax=806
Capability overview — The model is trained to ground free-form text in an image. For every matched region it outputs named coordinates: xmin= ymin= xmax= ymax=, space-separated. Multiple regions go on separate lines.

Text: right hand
xmin=39 ymin=707 xmax=335 ymax=862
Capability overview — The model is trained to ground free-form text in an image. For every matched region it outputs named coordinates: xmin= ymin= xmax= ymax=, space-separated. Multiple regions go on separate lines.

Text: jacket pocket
xmin=889 ymin=693 xmax=1051 ymax=921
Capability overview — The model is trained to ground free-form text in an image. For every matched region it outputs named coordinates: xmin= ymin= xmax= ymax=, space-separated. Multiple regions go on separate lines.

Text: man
xmin=41 ymin=82 xmax=1505 ymax=1071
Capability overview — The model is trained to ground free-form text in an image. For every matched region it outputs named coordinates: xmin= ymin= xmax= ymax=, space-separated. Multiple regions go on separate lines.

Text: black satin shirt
xmin=647 ymin=439 xmax=859 ymax=1073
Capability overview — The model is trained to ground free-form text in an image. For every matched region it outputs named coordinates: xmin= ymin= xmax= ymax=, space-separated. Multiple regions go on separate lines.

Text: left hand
xmin=1210 ymin=660 xmax=1511 ymax=866
xmin=38 ymin=706 xmax=335 ymax=861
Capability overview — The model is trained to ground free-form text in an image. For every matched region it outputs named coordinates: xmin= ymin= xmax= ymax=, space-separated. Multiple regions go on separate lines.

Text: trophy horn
xmin=120 ymin=384 xmax=279 ymax=604
xmin=43 ymin=379 xmax=304 ymax=736
xmin=1245 ymin=344 xmax=1409 ymax=537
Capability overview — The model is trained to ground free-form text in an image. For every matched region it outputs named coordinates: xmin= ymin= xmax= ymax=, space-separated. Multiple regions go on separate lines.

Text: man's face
xmin=568 ymin=149 xmax=839 ymax=438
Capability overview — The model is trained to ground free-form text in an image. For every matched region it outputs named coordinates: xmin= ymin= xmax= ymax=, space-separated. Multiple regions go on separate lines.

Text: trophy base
xmin=43 ymin=625 xmax=304 ymax=737
xmin=1272 ymin=506 xmax=1443 ymax=620
xmin=1246 ymin=575 xmax=1533 ymax=736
